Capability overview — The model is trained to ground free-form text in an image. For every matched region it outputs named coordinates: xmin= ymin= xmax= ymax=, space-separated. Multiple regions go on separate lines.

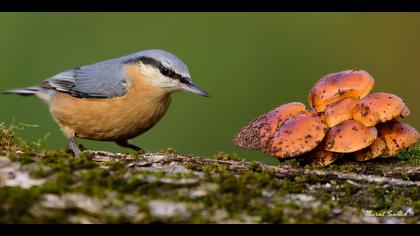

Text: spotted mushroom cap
xmin=233 ymin=113 xmax=268 ymax=150
xmin=233 ymin=102 xmax=306 ymax=150
xmin=401 ymin=105 xmax=411 ymax=118
xmin=353 ymin=137 xmax=386 ymax=161
xmin=324 ymin=120 xmax=378 ymax=153
xmin=308 ymin=70 xmax=374 ymax=112
xmin=377 ymin=121 xmax=420 ymax=157
xmin=264 ymin=113 xmax=328 ymax=158
xmin=322 ymin=97 xmax=358 ymax=128
xmin=352 ymin=92 xmax=410 ymax=127
xmin=305 ymin=144 xmax=343 ymax=166
xmin=259 ymin=102 xmax=307 ymax=147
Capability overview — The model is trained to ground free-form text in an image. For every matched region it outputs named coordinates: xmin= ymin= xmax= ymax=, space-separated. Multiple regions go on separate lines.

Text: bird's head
xmin=123 ymin=49 xmax=209 ymax=97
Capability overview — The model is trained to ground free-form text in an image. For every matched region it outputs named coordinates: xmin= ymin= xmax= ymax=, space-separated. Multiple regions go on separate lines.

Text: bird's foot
xmin=68 ymin=137 xmax=81 ymax=157
xmin=116 ymin=140 xmax=149 ymax=154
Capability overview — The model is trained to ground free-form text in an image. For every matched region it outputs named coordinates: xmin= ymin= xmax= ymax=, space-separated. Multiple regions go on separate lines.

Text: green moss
xmin=395 ymin=146 xmax=420 ymax=165
xmin=0 ymin=122 xmax=50 ymax=154
xmin=9 ymin=153 xmax=35 ymax=165
xmin=281 ymin=157 xmax=305 ymax=167
xmin=249 ymin=160 xmax=262 ymax=172
xmin=0 ymin=122 xmax=27 ymax=152
xmin=212 ymin=151 xmax=243 ymax=162
xmin=311 ymin=208 xmax=331 ymax=223
xmin=0 ymin=187 xmax=42 ymax=223
xmin=260 ymin=207 xmax=284 ymax=223
xmin=278 ymin=178 xmax=306 ymax=194
xmin=160 ymin=147 xmax=178 ymax=154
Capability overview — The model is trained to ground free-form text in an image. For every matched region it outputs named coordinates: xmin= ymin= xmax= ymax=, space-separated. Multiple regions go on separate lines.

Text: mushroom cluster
xmin=233 ymin=70 xmax=419 ymax=166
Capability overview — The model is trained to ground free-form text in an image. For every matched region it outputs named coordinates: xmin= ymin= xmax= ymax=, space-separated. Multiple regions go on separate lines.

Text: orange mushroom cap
xmin=322 ymin=97 xmax=358 ymax=128
xmin=305 ymin=144 xmax=343 ymax=166
xmin=308 ymin=70 xmax=374 ymax=112
xmin=353 ymin=137 xmax=386 ymax=161
xmin=264 ymin=113 xmax=328 ymax=158
xmin=377 ymin=121 xmax=420 ymax=157
xmin=233 ymin=102 xmax=306 ymax=150
xmin=352 ymin=92 xmax=410 ymax=127
xmin=233 ymin=114 xmax=269 ymax=150
xmin=401 ymin=106 xmax=411 ymax=118
xmin=324 ymin=120 xmax=377 ymax=153
xmin=259 ymin=102 xmax=307 ymax=147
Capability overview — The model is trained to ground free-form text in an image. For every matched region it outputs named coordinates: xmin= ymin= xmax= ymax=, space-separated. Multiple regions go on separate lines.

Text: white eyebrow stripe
xmin=54 ymin=75 xmax=73 ymax=79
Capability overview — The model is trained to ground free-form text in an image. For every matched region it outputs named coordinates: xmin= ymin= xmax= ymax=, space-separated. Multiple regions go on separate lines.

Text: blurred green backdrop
xmin=0 ymin=13 xmax=419 ymax=164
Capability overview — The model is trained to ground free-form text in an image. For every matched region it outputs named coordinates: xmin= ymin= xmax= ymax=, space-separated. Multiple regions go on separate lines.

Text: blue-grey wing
xmin=43 ymin=60 xmax=128 ymax=98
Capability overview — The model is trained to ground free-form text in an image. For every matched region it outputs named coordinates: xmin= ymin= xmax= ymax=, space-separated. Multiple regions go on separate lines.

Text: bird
xmin=3 ymin=49 xmax=210 ymax=157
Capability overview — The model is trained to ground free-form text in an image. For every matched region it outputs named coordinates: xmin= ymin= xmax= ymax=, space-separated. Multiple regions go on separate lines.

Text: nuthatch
xmin=3 ymin=49 xmax=209 ymax=156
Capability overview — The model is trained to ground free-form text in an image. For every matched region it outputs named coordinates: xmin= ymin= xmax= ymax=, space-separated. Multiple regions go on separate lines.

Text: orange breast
xmin=49 ymin=65 xmax=172 ymax=141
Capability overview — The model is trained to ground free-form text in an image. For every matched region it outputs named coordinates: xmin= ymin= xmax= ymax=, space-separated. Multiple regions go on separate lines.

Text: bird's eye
xmin=160 ymin=66 xmax=170 ymax=76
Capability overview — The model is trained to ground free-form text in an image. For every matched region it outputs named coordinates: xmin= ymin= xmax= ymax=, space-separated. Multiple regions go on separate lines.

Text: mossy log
xmin=0 ymin=148 xmax=419 ymax=223
xmin=0 ymin=123 xmax=419 ymax=223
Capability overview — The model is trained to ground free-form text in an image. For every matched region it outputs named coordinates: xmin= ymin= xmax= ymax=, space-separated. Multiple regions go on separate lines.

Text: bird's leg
xmin=116 ymin=140 xmax=149 ymax=154
xmin=68 ymin=136 xmax=81 ymax=157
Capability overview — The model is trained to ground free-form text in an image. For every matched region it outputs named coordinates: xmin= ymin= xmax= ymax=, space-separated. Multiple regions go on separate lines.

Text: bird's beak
xmin=182 ymin=81 xmax=210 ymax=97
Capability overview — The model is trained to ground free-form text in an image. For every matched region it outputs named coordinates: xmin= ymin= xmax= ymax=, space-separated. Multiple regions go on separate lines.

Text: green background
xmin=0 ymin=13 xmax=419 ymax=164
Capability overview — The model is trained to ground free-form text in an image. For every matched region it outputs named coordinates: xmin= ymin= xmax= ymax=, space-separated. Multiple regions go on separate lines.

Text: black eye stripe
xmin=124 ymin=56 xmax=189 ymax=84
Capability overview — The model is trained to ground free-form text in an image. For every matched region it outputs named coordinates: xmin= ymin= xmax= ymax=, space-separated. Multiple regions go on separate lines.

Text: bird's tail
xmin=2 ymin=86 xmax=41 ymax=96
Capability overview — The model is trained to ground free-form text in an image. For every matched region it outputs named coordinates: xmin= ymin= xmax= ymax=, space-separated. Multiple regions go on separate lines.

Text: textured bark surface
xmin=1 ymin=121 xmax=419 ymax=223
xmin=0 ymin=147 xmax=419 ymax=224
